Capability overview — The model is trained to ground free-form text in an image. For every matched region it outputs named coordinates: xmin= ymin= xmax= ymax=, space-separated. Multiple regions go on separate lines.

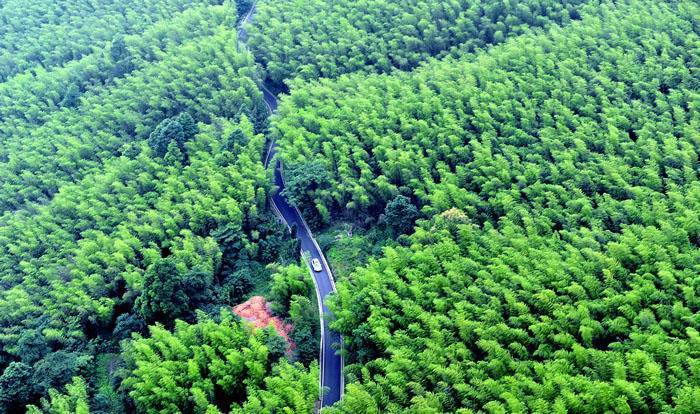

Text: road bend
xmin=240 ymin=4 xmax=344 ymax=408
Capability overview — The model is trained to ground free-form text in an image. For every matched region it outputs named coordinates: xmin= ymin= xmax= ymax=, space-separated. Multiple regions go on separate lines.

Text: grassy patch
xmin=317 ymin=223 xmax=393 ymax=280
xmin=92 ymin=353 xmax=123 ymax=412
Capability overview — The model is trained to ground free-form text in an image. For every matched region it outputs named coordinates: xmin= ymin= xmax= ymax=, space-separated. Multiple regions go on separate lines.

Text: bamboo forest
xmin=0 ymin=0 xmax=697 ymax=412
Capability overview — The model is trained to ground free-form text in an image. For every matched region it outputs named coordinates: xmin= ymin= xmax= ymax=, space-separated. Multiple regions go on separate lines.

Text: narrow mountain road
xmin=240 ymin=3 xmax=344 ymax=408
xmin=267 ymin=143 xmax=344 ymax=408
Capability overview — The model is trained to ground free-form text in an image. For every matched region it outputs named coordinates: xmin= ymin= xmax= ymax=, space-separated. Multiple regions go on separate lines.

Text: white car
xmin=311 ymin=258 xmax=323 ymax=272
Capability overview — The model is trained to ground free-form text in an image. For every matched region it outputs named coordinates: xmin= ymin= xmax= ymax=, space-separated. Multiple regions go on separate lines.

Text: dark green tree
xmin=112 ymin=313 xmax=147 ymax=342
xmin=259 ymin=327 xmax=289 ymax=362
xmin=110 ymin=36 xmax=133 ymax=78
xmin=148 ymin=118 xmax=185 ymax=158
xmin=289 ymin=295 xmax=320 ymax=365
xmin=281 ymin=160 xmax=330 ymax=223
xmin=136 ymin=258 xmax=189 ymax=326
xmin=0 ymin=362 xmax=35 ymax=414
xmin=58 ymin=84 xmax=80 ymax=108
xmin=222 ymin=268 xmax=254 ymax=304
xmin=382 ymin=195 xmax=419 ymax=236
xmin=17 ymin=330 xmax=49 ymax=365
xmin=31 ymin=352 xmax=91 ymax=398
xmin=175 ymin=112 xmax=198 ymax=142
xmin=148 ymin=113 xmax=198 ymax=159
xmin=250 ymin=95 xmax=270 ymax=134
xmin=226 ymin=126 xmax=249 ymax=151
xmin=183 ymin=266 xmax=215 ymax=310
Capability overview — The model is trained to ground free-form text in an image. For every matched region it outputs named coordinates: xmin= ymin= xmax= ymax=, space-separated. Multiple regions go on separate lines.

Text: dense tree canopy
xmin=281 ymin=160 xmax=332 ymax=226
xmin=136 ymin=258 xmax=190 ymax=325
xmin=266 ymin=0 xmax=700 ymax=411
xmin=0 ymin=1 xmax=309 ymax=410
xmin=0 ymin=0 xmax=223 ymax=82
xmin=0 ymin=4 xmax=237 ymax=139
xmin=0 ymin=113 xmax=273 ymax=352
xmin=328 ymin=211 xmax=700 ymax=412
xmin=246 ymin=0 xmax=592 ymax=86
xmin=0 ymin=22 xmax=267 ymax=213
xmin=147 ymin=112 xmax=198 ymax=158
xmin=268 ymin=263 xmax=321 ymax=364
xmin=26 ymin=377 xmax=90 ymax=414
xmin=0 ymin=362 xmax=34 ymax=414
xmin=273 ymin=0 xmax=699 ymax=229
xmin=1 ymin=0 xmax=699 ymax=411
xmin=120 ymin=311 xmax=318 ymax=413
xmin=382 ymin=195 xmax=420 ymax=236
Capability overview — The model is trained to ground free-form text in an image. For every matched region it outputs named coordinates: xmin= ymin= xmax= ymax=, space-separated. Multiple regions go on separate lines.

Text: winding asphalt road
xmin=240 ymin=4 xmax=344 ymax=408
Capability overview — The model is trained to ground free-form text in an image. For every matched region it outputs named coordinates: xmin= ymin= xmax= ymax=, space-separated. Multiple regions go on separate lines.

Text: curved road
xmin=240 ymin=4 xmax=344 ymax=408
